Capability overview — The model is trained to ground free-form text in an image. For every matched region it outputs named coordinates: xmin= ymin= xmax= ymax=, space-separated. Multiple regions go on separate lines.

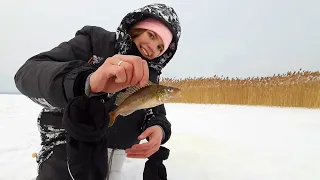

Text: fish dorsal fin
xmin=115 ymin=80 xmax=155 ymax=106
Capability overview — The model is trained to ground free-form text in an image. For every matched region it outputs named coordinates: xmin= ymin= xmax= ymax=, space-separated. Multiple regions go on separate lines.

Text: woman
xmin=14 ymin=3 xmax=181 ymax=180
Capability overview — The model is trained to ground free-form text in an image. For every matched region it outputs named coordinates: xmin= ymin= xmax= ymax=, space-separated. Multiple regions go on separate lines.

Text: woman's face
xmin=133 ymin=30 xmax=165 ymax=60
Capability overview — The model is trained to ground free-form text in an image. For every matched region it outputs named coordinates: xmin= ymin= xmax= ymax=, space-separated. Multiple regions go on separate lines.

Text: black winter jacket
xmin=14 ymin=3 xmax=181 ymax=180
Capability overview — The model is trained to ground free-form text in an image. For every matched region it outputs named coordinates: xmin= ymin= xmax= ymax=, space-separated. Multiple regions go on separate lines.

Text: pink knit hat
xmin=132 ymin=18 xmax=173 ymax=52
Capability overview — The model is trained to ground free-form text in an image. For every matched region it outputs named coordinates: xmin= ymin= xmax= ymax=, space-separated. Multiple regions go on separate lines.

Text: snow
xmin=0 ymin=94 xmax=320 ymax=180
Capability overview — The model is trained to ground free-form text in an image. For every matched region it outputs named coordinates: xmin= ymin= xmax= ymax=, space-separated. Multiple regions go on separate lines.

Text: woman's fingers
xmin=126 ymin=144 xmax=159 ymax=159
xmin=122 ymin=61 xmax=134 ymax=84
xmin=112 ymin=61 xmax=133 ymax=84
xmin=113 ymin=54 xmax=149 ymax=86
xmin=140 ymin=60 xmax=149 ymax=86
xmin=91 ymin=54 xmax=150 ymax=93
xmin=114 ymin=66 xmax=127 ymax=83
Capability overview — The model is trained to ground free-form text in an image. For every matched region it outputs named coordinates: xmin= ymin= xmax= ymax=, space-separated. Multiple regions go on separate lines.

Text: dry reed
xmin=160 ymin=69 xmax=320 ymax=109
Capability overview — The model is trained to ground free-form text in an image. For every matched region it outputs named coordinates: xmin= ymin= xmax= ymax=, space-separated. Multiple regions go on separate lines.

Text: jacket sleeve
xmin=62 ymin=94 xmax=117 ymax=180
xmin=14 ymin=26 xmax=97 ymax=108
xmin=142 ymin=68 xmax=172 ymax=144
xmin=142 ymin=104 xmax=171 ymax=144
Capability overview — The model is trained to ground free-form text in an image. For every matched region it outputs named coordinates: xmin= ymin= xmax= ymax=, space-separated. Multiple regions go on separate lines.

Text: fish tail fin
xmin=108 ymin=111 xmax=117 ymax=127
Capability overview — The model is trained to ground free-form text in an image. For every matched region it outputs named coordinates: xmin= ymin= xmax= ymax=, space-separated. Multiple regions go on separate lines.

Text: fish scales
xmin=108 ymin=80 xmax=181 ymax=127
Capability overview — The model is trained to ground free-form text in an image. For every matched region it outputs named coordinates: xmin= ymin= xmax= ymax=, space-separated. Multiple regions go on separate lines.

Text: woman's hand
xmin=125 ymin=126 xmax=163 ymax=158
xmin=89 ymin=54 xmax=149 ymax=93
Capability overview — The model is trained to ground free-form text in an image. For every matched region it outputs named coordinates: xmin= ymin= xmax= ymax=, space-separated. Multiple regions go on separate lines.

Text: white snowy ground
xmin=0 ymin=94 xmax=320 ymax=180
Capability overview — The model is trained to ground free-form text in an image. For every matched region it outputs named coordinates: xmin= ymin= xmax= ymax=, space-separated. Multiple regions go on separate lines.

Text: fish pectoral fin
xmin=108 ymin=111 xmax=118 ymax=127
xmin=119 ymin=109 xmax=136 ymax=116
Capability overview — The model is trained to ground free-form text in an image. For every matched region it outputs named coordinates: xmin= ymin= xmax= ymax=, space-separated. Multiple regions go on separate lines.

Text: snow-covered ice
xmin=0 ymin=94 xmax=320 ymax=180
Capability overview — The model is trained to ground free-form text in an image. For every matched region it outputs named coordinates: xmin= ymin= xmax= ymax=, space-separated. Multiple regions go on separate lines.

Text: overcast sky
xmin=1 ymin=0 xmax=319 ymax=93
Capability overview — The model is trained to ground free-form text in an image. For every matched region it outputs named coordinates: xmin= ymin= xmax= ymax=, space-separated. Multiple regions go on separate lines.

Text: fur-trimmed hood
xmin=115 ymin=3 xmax=181 ymax=72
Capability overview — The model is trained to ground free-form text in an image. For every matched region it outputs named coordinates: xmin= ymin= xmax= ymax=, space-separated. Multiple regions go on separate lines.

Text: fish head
xmin=157 ymin=85 xmax=182 ymax=102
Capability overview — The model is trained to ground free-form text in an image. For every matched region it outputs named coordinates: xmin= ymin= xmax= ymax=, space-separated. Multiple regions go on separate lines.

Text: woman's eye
xmin=148 ymin=32 xmax=154 ymax=39
xmin=158 ymin=45 xmax=163 ymax=52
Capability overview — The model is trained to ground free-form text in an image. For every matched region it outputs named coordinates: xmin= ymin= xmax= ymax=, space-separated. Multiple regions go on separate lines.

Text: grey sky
xmin=1 ymin=0 xmax=319 ymax=93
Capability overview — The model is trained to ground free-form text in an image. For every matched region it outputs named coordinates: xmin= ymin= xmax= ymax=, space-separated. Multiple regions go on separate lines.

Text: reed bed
xmin=160 ymin=69 xmax=320 ymax=108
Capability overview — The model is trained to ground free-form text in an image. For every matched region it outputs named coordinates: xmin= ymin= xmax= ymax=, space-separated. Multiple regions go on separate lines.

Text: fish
xmin=108 ymin=80 xmax=182 ymax=127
